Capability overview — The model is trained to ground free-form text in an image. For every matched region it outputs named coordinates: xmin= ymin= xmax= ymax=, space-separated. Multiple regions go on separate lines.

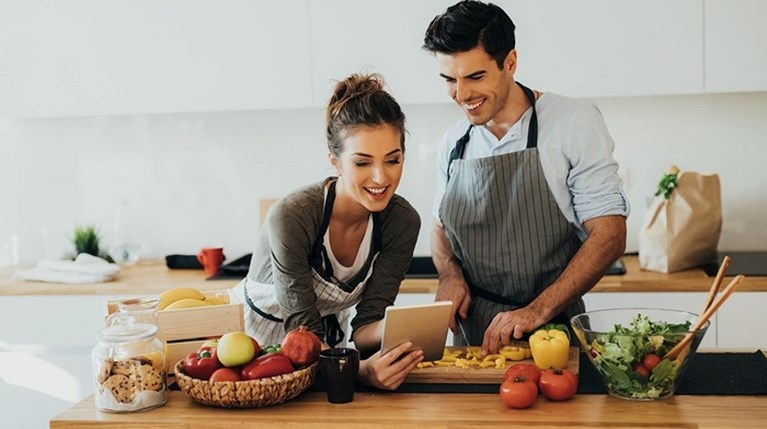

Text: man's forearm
xmin=527 ymin=215 xmax=627 ymax=320
xmin=431 ymin=221 xmax=464 ymax=280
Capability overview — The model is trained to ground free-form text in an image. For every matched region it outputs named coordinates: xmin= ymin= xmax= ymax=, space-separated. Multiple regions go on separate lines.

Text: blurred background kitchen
xmin=2 ymin=0 xmax=766 ymax=265
xmin=1 ymin=1 xmax=766 ymax=427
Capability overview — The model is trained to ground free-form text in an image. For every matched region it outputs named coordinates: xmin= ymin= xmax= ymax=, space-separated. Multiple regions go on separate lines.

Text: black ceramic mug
xmin=319 ymin=347 xmax=359 ymax=403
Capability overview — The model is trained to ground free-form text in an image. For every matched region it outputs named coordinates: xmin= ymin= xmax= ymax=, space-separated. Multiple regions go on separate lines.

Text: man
xmin=423 ymin=0 xmax=629 ymax=354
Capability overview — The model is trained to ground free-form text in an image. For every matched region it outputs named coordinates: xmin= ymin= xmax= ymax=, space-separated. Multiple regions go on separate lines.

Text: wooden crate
xmin=105 ymin=290 xmax=244 ymax=373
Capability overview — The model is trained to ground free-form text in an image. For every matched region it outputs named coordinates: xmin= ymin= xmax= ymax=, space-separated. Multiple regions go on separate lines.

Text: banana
xmin=203 ymin=293 xmax=228 ymax=305
xmin=158 ymin=287 xmax=205 ymax=310
xmin=163 ymin=298 xmax=212 ymax=310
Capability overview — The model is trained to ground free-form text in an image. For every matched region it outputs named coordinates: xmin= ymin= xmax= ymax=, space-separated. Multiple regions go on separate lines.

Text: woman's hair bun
xmin=325 ymin=73 xmax=406 ymax=157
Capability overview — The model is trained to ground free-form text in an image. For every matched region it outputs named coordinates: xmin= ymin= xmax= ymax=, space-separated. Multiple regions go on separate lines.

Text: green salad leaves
xmin=590 ymin=314 xmax=691 ymax=399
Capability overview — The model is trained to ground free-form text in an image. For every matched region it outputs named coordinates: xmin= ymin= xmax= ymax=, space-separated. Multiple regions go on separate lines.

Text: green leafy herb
xmin=655 ymin=167 xmax=680 ymax=199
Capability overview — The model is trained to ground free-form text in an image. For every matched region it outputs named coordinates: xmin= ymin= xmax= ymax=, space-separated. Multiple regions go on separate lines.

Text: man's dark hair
xmin=423 ymin=0 xmax=516 ymax=70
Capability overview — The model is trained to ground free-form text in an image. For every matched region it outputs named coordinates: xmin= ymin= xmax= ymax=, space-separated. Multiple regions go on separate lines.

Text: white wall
xmin=1 ymin=92 xmax=767 ymax=267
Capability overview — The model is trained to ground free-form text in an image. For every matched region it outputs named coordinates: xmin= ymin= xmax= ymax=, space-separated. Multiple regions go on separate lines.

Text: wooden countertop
xmin=51 ymin=390 xmax=767 ymax=428
xmin=2 ymin=256 xmax=766 ymax=296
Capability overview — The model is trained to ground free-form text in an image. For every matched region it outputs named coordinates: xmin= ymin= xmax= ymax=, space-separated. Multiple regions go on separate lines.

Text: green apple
xmin=201 ymin=339 xmax=219 ymax=348
xmin=216 ymin=331 xmax=256 ymax=367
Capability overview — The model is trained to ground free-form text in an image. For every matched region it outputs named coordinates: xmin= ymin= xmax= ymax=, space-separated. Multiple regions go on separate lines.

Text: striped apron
xmin=439 ymin=83 xmax=584 ymax=345
xmin=231 ymin=181 xmax=379 ymax=348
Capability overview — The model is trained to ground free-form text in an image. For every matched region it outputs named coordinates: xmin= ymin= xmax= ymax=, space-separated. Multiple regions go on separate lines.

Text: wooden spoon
xmin=664 ymin=274 xmax=745 ymax=361
xmin=701 ymin=256 xmax=731 ymax=316
xmin=662 ymin=256 xmax=730 ymax=362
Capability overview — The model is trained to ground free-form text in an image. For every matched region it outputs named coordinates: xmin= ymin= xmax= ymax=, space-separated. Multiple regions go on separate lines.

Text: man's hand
xmin=481 ymin=307 xmax=543 ymax=355
xmin=431 ymin=221 xmax=471 ymax=332
xmin=436 ymin=272 xmax=471 ymax=332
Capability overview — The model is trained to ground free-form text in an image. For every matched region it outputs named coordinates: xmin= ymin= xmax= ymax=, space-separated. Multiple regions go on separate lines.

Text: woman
xmin=231 ymin=73 xmax=423 ymax=390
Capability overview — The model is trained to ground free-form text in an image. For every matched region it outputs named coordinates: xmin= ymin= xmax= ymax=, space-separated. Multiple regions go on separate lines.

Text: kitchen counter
xmin=2 ymin=255 xmax=766 ymax=296
xmin=51 ymin=390 xmax=767 ymax=428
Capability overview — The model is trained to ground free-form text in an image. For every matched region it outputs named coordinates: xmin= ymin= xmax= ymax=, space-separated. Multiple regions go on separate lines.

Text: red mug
xmin=197 ymin=247 xmax=224 ymax=277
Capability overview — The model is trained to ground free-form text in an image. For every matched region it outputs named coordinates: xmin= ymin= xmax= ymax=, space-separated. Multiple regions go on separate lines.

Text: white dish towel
xmin=14 ymin=253 xmax=121 ymax=284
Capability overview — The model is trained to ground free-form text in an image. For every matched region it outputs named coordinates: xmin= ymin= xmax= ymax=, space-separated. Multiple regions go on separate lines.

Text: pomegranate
xmin=281 ymin=326 xmax=322 ymax=367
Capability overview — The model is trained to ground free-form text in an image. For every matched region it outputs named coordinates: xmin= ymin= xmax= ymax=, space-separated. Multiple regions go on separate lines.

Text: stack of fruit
xmin=180 ymin=326 xmax=321 ymax=383
xmin=157 ymin=287 xmax=228 ymax=310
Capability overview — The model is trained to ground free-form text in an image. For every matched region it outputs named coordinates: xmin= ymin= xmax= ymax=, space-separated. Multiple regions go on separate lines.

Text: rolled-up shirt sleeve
xmin=566 ymin=103 xmax=630 ymax=225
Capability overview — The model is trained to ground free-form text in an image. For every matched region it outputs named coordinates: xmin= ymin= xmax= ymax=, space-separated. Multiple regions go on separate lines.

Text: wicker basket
xmin=174 ymin=360 xmax=317 ymax=408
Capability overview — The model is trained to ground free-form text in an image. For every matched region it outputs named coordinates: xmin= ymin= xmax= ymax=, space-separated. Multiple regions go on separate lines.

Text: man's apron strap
xmin=446 ymin=82 xmax=539 ymax=182
xmin=468 ymin=282 xmax=527 ymax=307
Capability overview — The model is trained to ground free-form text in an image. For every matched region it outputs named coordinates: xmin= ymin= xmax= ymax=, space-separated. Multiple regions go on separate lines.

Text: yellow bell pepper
xmin=529 ymin=329 xmax=570 ymax=370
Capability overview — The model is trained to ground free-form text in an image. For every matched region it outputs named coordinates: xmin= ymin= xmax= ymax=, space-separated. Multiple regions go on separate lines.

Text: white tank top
xmin=322 ymin=215 xmax=373 ymax=282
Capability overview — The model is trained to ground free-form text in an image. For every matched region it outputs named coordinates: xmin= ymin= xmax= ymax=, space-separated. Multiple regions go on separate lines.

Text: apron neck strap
xmin=517 ymin=82 xmax=538 ymax=149
xmin=310 ymin=178 xmax=382 ymax=286
xmin=446 ymin=81 xmax=539 ymax=181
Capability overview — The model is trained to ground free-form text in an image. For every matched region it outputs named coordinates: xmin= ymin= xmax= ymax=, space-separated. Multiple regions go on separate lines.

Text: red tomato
xmin=539 ymin=369 xmax=578 ymax=401
xmin=241 ymin=353 xmax=294 ymax=380
xmin=642 ymin=353 xmax=662 ymax=370
xmin=633 ymin=363 xmax=650 ymax=378
xmin=209 ymin=367 xmax=241 ymax=383
xmin=499 ymin=379 xmax=538 ymax=409
xmin=504 ymin=363 xmax=542 ymax=386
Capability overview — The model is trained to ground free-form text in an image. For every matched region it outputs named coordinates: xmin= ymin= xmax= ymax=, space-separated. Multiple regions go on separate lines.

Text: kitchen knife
xmin=455 ymin=316 xmax=471 ymax=346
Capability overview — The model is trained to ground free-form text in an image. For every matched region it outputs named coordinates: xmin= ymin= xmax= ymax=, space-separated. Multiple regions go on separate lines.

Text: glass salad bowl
xmin=571 ymin=308 xmax=709 ymax=400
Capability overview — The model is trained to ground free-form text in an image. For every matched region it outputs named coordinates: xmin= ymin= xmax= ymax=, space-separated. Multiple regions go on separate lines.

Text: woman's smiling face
xmin=331 ymin=124 xmax=404 ymax=213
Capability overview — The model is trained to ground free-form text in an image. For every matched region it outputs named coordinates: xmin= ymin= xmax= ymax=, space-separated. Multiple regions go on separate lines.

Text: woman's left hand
xmin=358 ymin=341 xmax=424 ymax=390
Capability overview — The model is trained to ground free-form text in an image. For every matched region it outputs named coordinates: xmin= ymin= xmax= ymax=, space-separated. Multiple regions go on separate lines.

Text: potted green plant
xmin=71 ymin=225 xmax=113 ymax=262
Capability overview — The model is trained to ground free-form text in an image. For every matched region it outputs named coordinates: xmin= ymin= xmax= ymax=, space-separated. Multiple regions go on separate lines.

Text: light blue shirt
xmin=432 ymin=92 xmax=629 ymax=241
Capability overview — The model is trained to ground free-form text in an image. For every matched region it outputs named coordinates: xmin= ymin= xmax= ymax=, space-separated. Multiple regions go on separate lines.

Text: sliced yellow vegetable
xmin=499 ymin=346 xmax=527 ymax=361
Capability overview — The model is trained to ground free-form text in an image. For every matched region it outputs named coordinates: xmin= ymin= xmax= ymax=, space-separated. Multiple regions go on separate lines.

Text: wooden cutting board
xmin=404 ymin=346 xmax=580 ymax=384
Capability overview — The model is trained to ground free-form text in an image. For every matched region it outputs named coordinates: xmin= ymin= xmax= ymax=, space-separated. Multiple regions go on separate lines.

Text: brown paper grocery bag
xmin=639 ymin=170 xmax=722 ymax=273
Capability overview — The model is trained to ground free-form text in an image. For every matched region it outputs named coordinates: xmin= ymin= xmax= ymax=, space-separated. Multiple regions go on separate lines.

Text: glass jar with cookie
xmin=92 ymin=314 xmax=167 ymax=412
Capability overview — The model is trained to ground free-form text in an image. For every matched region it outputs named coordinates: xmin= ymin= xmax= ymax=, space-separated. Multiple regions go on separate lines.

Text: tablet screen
xmin=380 ymin=301 xmax=452 ymax=361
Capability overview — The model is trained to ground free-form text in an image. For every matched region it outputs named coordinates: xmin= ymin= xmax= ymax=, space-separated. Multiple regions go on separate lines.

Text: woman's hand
xmin=358 ymin=341 xmax=423 ymax=390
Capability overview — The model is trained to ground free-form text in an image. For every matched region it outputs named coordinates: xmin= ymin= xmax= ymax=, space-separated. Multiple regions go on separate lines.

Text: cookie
xmin=129 ymin=364 xmax=164 ymax=392
xmin=100 ymin=374 xmax=134 ymax=404
xmin=97 ymin=357 xmax=115 ymax=384
xmin=112 ymin=357 xmax=148 ymax=376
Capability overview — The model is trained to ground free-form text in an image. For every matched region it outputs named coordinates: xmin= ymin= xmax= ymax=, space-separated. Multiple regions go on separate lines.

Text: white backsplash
xmin=2 ymin=92 xmax=767 ymax=266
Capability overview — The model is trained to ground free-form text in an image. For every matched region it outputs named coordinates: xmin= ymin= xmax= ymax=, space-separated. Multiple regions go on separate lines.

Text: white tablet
xmin=380 ymin=301 xmax=452 ymax=361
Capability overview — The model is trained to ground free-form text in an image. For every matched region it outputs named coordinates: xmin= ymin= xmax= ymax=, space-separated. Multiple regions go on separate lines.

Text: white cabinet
xmin=309 ymin=0 xmax=446 ymax=106
xmin=0 ymin=295 xmax=106 ymax=347
xmin=5 ymin=1 xmax=765 ymax=118
xmin=498 ymin=0 xmax=704 ymax=97
xmin=715 ymin=293 xmax=767 ymax=349
xmin=0 ymin=295 xmax=116 ymax=427
xmin=582 ymin=292 xmax=717 ymax=349
xmin=311 ymin=0 xmax=705 ymax=104
xmin=704 ymin=0 xmax=767 ymax=93
xmin=0 ymin=0 xmax=313 ymax=117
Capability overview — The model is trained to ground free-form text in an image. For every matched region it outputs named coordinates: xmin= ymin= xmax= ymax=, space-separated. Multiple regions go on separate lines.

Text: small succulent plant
xmin=71 ymin=225 xmax=110 ymax=260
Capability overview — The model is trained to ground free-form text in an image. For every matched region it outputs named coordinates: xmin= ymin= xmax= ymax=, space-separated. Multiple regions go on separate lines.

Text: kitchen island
xmin=51 ymin=390 xmax=767 ymax=428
